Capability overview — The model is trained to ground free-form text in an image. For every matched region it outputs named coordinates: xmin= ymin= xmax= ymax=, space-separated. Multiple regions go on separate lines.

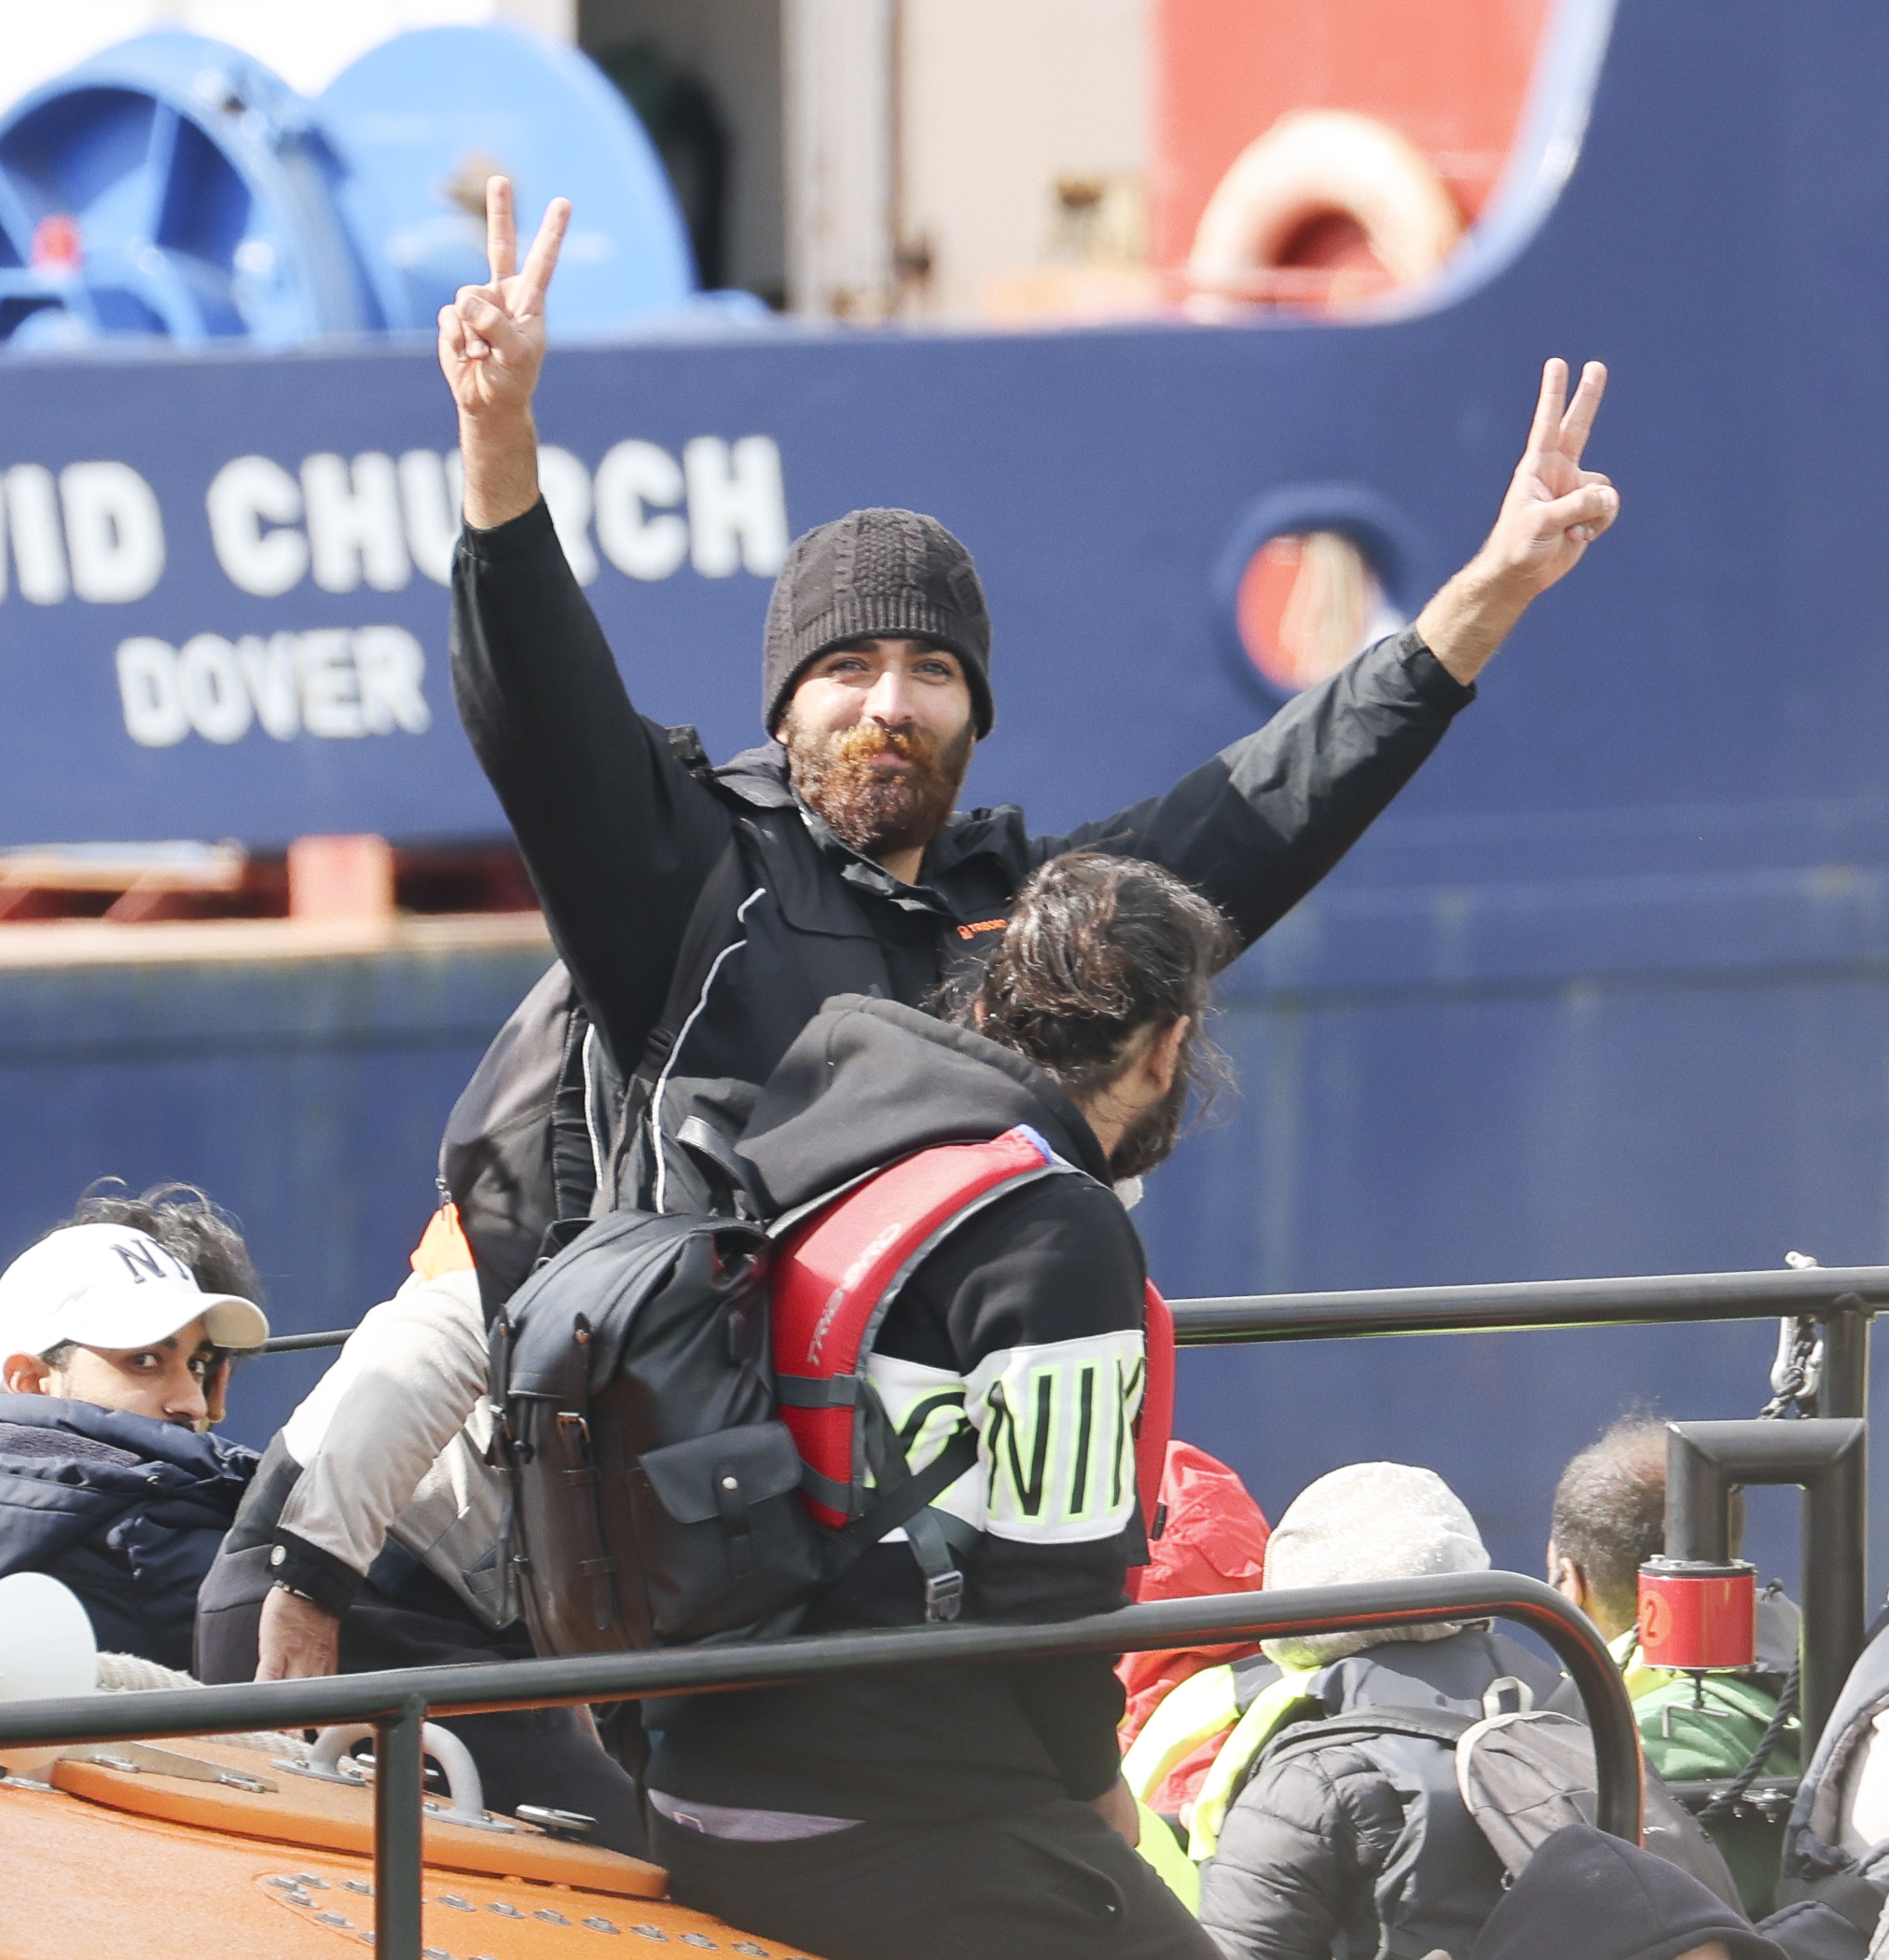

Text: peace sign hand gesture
xmin=437 ymin=176 xmax=570 ymax=423
xmin=1481 ymin=357 xmax=1618 ymax=595
xmin=1416 ymin=357 xmax=1620 ymax=683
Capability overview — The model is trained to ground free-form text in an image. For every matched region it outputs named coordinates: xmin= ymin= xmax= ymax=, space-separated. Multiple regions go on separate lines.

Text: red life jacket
xmin=771 ymin=1124 xmax=1175 ymax=1583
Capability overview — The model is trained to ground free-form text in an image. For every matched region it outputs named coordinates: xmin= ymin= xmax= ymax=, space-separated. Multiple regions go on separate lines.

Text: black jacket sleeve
xmin=1199 ymin=1746 xmax=1398 ymax=1960
xmin=1034 ymin=628 xmax=1472 ymax=951
xmin=450 ymin=501 xmax=737 ymax=1071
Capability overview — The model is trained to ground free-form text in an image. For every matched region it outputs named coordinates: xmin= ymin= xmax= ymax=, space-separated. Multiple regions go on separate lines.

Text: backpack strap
xmin=594 ymin=832 xmax=764 ymax=1215
xmin=549 ymin=998 xmax=599 ymax=1226
xmin=1262 ymin=1706 xmax=1480 ymax=1764
xmin=771 ymin=1124 xmax=1088 ymax=1620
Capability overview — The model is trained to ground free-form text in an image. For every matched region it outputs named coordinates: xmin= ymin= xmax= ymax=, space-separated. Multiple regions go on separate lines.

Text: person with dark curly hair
xmin=0 ymin=1182 xmax=267 ymax=1668
xmin=644 ymin=851 xmax=1232 ymax=1960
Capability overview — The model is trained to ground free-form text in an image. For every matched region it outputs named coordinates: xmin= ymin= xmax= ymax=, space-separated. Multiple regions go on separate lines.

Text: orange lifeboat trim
xmin=47 ymin=1739 xmax=666 ymax=1897
xmin=0 ymin=1768 xmax=822 ymax=1960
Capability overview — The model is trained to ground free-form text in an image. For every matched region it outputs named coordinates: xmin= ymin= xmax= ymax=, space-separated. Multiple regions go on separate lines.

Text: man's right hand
xmin=255 ymin=1585 xmax=343 ymax=1681
xmin=437 ymin=175 xmax=571 ymax=531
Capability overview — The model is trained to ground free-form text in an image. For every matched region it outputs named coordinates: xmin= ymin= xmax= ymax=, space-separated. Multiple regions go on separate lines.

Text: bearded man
xmin=435 ymin=183 xmax=1618 ymax=1263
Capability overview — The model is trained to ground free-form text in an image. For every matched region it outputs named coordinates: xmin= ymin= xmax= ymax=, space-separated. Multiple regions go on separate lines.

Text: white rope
xmin=95 ymin=1650 xmax=299 ymax=1753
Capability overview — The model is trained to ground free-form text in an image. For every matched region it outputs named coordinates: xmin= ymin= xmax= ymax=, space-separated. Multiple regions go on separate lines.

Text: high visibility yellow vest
xmin=1184 ymin=1667 xmax=1317 ymax=1861
xmin=1120 ymin=1659 xmax=1319 ymax=1866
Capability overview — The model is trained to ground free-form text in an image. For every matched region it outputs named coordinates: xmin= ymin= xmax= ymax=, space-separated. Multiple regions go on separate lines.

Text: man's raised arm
xmin=438 ymin=180 xmax=732 ymax=1071
xmin=1415 ymin=357 xmax=1618 ymax=682
xmin=439 ymin=176 xmax=567 ymax=528
xmin=1042 ymin=357 xmax=1620 ymax=949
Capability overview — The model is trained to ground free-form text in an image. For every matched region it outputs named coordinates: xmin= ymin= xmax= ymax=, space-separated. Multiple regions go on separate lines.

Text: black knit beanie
xmin=762 ymin=508 xmax=993 ymax=737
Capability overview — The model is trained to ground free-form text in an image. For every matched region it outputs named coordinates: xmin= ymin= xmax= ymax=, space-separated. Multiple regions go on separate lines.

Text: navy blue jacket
xmin=0 ymin=1395 xmax=256 ymax=1672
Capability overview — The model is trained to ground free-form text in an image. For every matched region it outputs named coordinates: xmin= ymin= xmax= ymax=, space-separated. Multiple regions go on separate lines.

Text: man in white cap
xmin=0 ymin=1185 xmax=268 ymax=1670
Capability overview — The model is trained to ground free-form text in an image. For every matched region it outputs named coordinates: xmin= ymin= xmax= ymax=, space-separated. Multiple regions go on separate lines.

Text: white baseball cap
xmin=0 ymin=1223 xmax=269 ymax=1360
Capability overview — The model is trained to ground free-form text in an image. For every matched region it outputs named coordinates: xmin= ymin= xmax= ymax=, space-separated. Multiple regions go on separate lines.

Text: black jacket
xmin=450 ymin=499 xmax=1474 ymax=1104
xmin=0 ymin=1395 xmax=256 ymax=1672
xmin=645 ymin=993 xmax=1148 ymax=1825
xmin=1198 ymin=1629 xmax=1560 ymax=1960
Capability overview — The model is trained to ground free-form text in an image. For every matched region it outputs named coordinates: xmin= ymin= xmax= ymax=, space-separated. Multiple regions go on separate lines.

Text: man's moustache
xmin=829 ymin=723 xmax=934 ymax=766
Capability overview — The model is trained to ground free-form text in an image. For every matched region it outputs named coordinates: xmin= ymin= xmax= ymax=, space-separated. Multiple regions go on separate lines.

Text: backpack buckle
xmin=924 ymin=1568 xmax=965 ymax=1623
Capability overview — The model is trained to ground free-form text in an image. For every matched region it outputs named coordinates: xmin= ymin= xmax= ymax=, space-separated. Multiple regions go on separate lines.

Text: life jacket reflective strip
xmin=1134 ymin=1795 xmax=1203 ymax=1912
xmin=1123 ymin=1660 xmax=1244 ymax=1804
xmin=770 ymin=1124 xmax=1176 ymax=1539
xmin=1186 ymin=1665 xmax=1318 ymax=1861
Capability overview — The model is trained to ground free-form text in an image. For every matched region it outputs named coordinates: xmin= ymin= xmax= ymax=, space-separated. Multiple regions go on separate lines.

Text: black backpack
xmin=438 ymin=728 xmax=755 ymax=1307
xmin=489 ymin=1207 xmax=827 ymax=1654
xmin=488 ymin=1125 xmax=1071 ymax=1656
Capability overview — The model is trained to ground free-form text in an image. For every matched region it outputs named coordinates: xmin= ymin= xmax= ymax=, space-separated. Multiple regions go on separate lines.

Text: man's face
xmin=4 ymin=1313 xmax=217 ymax=1429
xmin=779 ymin=637 xmax=976 ymax=860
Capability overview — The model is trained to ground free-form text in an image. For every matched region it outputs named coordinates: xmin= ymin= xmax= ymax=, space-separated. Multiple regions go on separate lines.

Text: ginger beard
xmin=783 ymin=711 xmax=973 ymax=861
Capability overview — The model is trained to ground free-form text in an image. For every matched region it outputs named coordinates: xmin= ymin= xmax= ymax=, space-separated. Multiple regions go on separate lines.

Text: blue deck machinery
xmin=0 ymin=25 xmax=694 ymax=349
xmin=0 ymin=0 xmax=1879 ymax=1582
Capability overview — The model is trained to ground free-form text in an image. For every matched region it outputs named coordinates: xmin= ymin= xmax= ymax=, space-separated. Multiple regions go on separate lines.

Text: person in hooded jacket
xmin=1465 ymin=1822 xmax=1786 ymax=1960
xmin=643 ymin=850 xmax=1230 ymax=1960
xmin=1195 ymin=1462 xmax=1561 ymax=1960
xmin=0 ymin=1184 xmax=267 ymax=1672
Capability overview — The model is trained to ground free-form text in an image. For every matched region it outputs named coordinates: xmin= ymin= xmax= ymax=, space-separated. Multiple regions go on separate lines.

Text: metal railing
xmin=260 ymin=1268 xmax=1880 ymax=1725
xmin=1166 ymin=1264 xmax=1879 ymax=1748
xmin=1665 ymin=1418 xmax=1868 ymax=1748
xmin=0 ymin=1572 xmax=1634 ymax=1960
xmin=1167 ymin=1264 xmax=1882 ymax=1421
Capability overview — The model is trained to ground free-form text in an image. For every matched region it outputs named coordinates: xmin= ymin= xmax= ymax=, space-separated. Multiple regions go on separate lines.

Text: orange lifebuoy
xmin=1187 ymin=108 xmax=1463 ymax=312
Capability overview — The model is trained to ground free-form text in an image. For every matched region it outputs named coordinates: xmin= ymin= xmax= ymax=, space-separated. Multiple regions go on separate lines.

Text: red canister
xmin=1636 ymin=1557 xmax=1757 ymax=1670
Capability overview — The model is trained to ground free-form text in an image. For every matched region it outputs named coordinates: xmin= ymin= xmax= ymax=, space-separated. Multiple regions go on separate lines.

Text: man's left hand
xmin=1417 ymin=356 xmax=1620 ymax=683
xmin=1479 ymin=356 xmax=1617 ymax=596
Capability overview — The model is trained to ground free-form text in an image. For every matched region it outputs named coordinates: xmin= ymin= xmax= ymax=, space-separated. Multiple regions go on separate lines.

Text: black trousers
xmin=195 ymin=1540 xmax=646 ymax=1857
xmin=652 ymin=1798 xmax=1220 ymax=1960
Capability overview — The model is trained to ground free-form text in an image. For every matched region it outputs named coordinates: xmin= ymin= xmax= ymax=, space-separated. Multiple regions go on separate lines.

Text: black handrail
xmin=0 ymin=1572 xmax=1634 ymax=1960
xmin=1167 ymin=1266 xmax=1889 ymax=1338
xmin=1167 ymin=1266 xmax=1882 ymax=1417
xmin=1665 ymin=1419 xmax=1869 ymax=1748
xmin=257 ymin=1326 xmax=358 ymax=1353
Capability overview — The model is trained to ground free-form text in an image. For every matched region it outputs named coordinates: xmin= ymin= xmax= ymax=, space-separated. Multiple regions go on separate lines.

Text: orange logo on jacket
xmin=956 ymin=918 xmax=1007 ymax=941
